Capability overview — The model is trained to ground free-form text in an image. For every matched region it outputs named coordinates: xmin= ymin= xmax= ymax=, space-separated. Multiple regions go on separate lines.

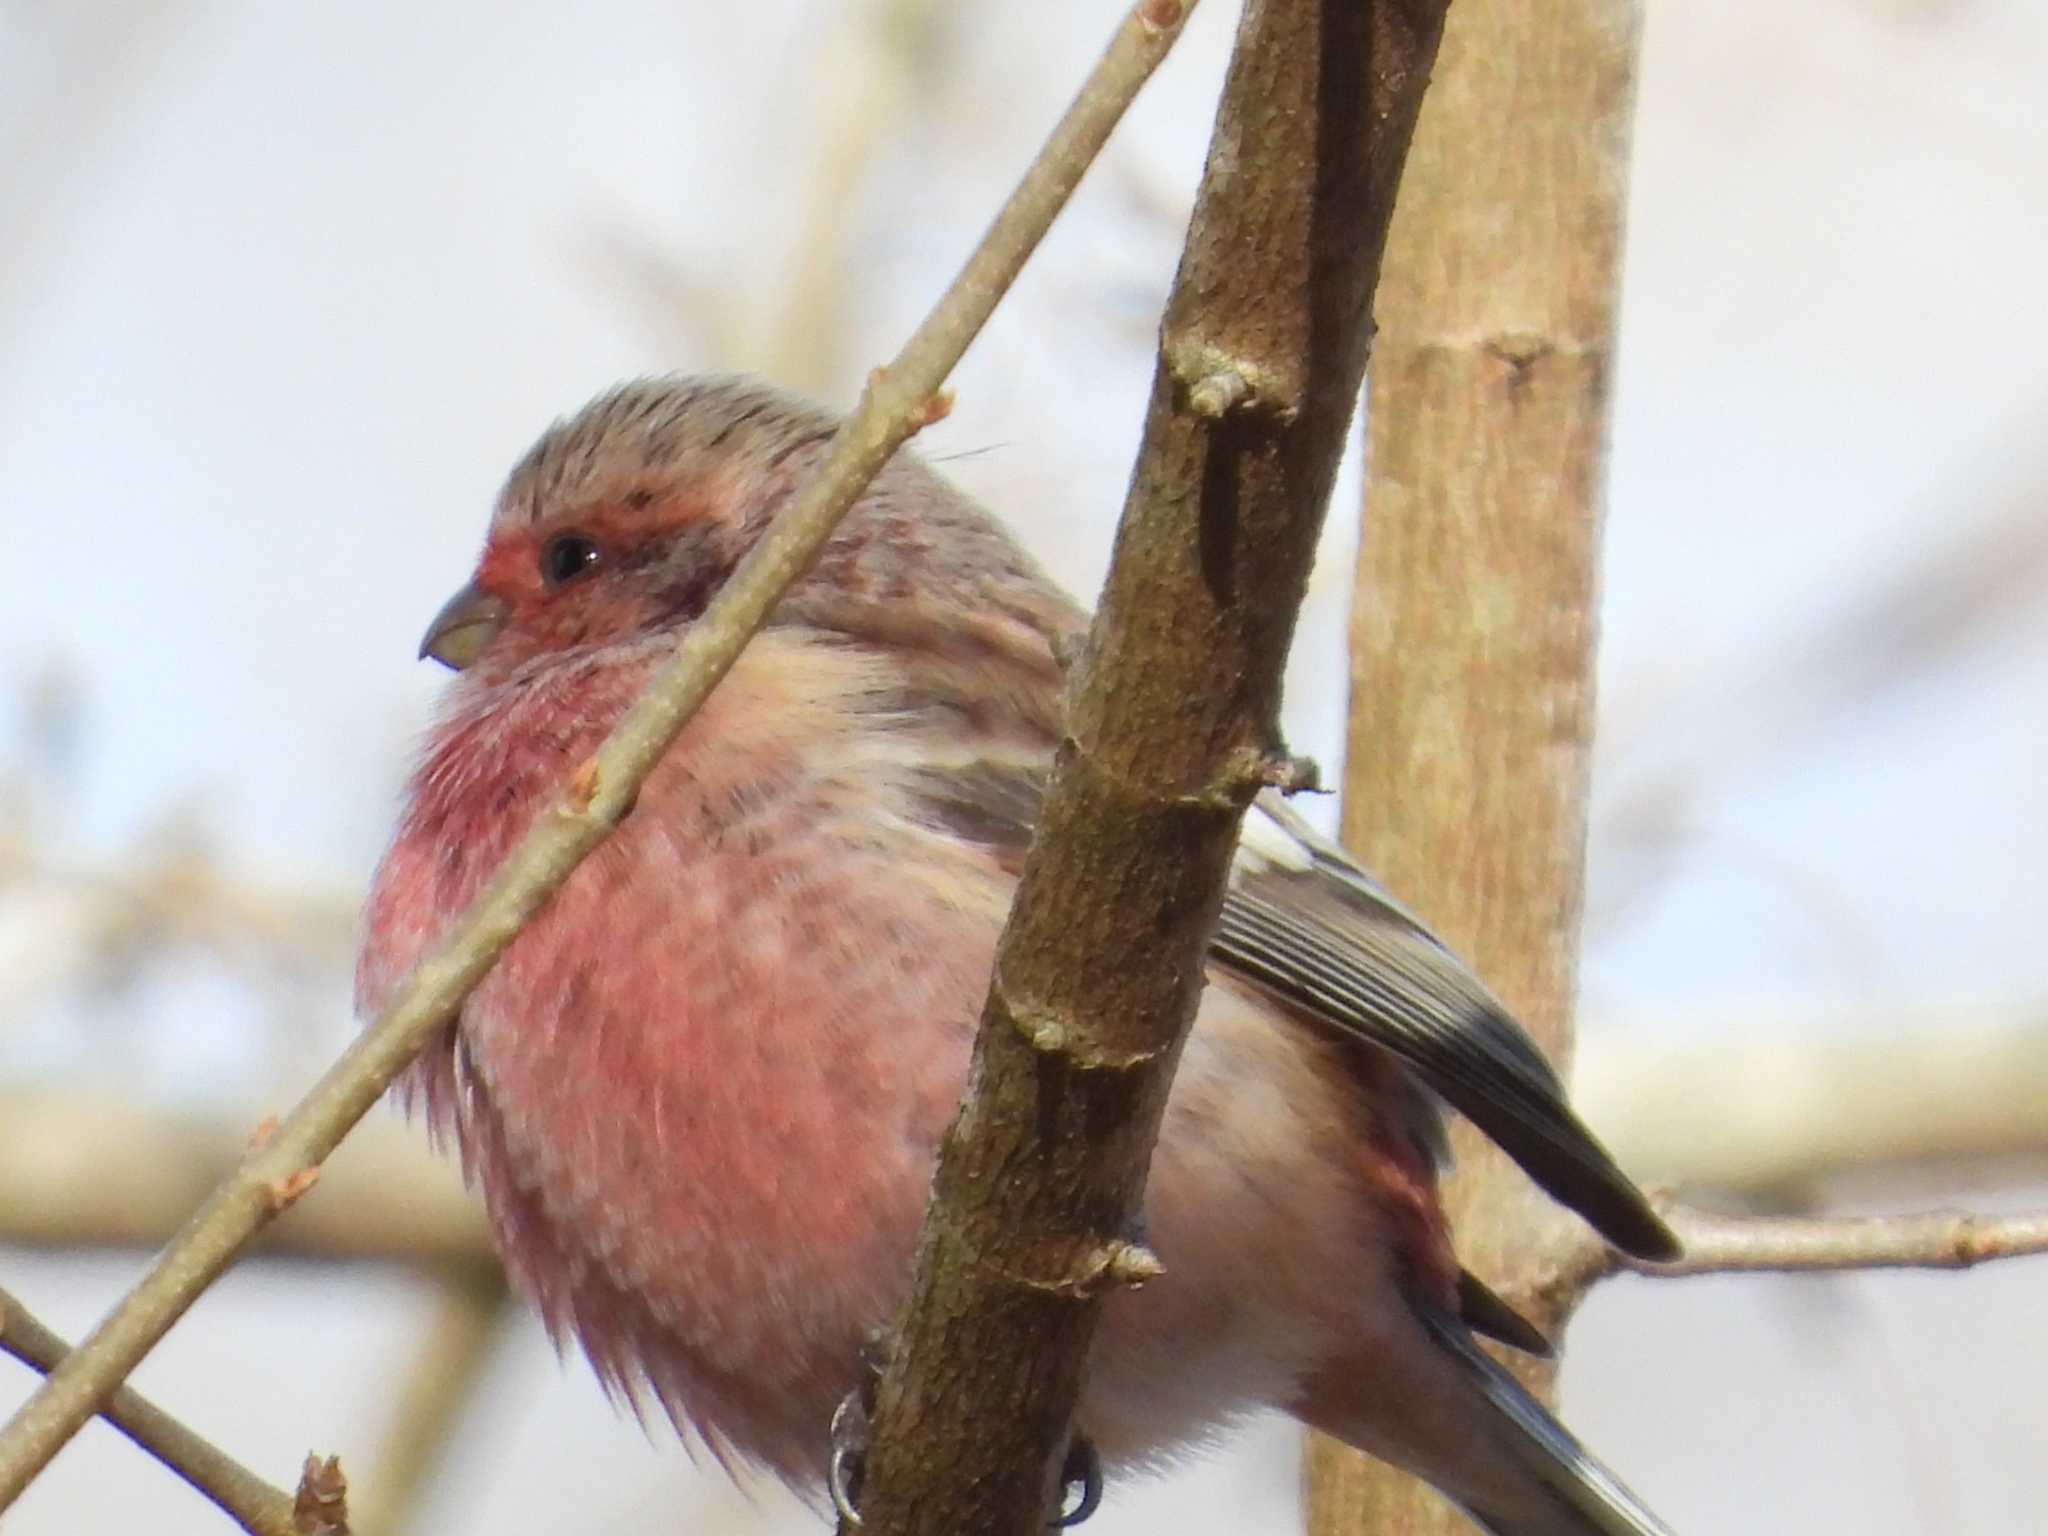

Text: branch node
xmin=1213 ymin=745 xmax=1322 ymax=802
xmin=861 ymin=372 xmax=953 ymax=436
xmin=1257 ymin=751 xmax=1322 ymax=795
xmin=1480 ymin=331 xmax=1555 ymax=389
xmin=1165 ymin=341 xmax=1295 ymax=423
xmin=1101 ymin=1238 xmax=1167 ymax=1288
xmin=908 ymin=389 xmax=956 ymax=430
xmin=293 ymin=1452 xmax=349 ymax=1536
xmin=1135 ymin=0 xmax=1186 ymax=34
xmin=1004 ymin=992 xmax=1158 ymax=1072
xmin=566 ymin=756 xmax=601 ymax=813
xmin=264 ymin=1167 xmax=322 ymax=1214
xmin=1013 ymin=1239 xmax=1168 ymax=1300
xmin=1188 ymin=371 xmax=1248 ymax=420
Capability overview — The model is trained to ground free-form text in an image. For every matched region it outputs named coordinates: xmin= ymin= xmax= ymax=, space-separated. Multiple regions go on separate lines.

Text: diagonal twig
xmin=0 ymin=0 xmax=1198 ymax=1509
xmin=0 ymin=1287 xmax=306 ymax=1536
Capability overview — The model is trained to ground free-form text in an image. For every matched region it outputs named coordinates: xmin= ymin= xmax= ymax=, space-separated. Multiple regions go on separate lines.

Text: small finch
xmin=359 ymin=376 xmax=1680 ymax=1536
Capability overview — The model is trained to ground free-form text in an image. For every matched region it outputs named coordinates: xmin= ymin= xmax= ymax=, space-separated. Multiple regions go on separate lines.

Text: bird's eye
xmin=540 ymin=533 xmax=603 ymax=588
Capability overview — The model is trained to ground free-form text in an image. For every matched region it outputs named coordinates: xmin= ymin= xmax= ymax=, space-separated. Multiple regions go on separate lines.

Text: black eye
xmin=541 ymin=533 xmax=603 ymax=588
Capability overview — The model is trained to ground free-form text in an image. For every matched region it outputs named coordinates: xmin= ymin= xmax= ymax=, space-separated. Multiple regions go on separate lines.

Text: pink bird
xmin=359 ymin=376 xmax=1680 ymax=1535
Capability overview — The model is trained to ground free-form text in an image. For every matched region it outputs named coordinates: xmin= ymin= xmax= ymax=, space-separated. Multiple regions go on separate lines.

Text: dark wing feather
xmin=1413 ymin=1295 xmax=1675 ymax=1536
xmin=1457 ymin=1269 xmax=1553 ymax=1358
xmin=1225 ymin=796 xmax=1678 ymax=1262
xmin=896 ymin=743 xmax=1677 ymax=1264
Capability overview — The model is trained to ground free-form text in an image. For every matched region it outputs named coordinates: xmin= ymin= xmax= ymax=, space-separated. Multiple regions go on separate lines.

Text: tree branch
xmin=850 ymin=2 xmax=1451 ymax=1531
xmin=0 ymin=1287 xmax=308 ymax=1536
xmin=1632 ymin=1203 xmax=2048 ymax=1278
xmin=0 ymin=0 xmax=1195 ymax=1508
xmin=1309 ymin=0 xmax=1643 ymax=1530
xmin=1524 ymin=1200 xmax=2048 ymax=1334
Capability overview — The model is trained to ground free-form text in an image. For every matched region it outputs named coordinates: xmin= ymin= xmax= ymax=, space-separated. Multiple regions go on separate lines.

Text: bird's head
xmin=419 ymin=376 xmax=849 ymax=674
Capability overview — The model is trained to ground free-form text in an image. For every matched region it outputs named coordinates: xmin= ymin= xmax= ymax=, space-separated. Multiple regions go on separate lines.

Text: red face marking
xmin=461 ymin=489 xmax=736 ymax=665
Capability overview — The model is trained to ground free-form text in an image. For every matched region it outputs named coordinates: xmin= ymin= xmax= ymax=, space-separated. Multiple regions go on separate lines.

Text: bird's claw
xmin=1055 ymin=1433 xmax=1103 ymax=1527
xmin=828 ymin=1389 xmax=870 ymax=1527
xmin=828 ymin=1339 xmax=1099 ymax=1531
xmin=830 ymin=1328 xmax=891 ymax=1526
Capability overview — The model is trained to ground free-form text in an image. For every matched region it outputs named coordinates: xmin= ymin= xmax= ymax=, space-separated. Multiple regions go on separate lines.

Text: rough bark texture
xmin=849 ymin=2 xmax=1450 ymax=1532
xmin=1307 ymin=0 xmax=1642 ymax=1531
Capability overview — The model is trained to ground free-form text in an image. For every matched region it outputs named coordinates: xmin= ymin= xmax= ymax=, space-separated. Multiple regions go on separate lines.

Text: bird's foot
xmin=829 ymin=1329 xmax=890 ymax=1526
xmin=828 ymin=1387 xmax=872 ymax=1527
xmin=1054 ymin=1433 xmax=1103 ymax=1526
xmin=828 ymin=1378 xmax=1101 ymax=1530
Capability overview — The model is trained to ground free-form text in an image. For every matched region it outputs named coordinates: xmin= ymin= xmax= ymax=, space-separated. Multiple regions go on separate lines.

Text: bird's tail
xmin=1414 ymin=1305 xmax=1674 ymax=1536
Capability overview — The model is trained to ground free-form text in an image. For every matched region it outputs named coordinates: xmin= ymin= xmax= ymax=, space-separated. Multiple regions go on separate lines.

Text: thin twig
xmin=0 ymin=1287 xmax=304 ymax=1536
xmin=1634 ymin=1203 xmax=2048 ymax=1277
xmin=1526 ymin=1199 xmax=2048 ymax=1335
xmin=0 ymin=0 xmax=1195 ymax=1508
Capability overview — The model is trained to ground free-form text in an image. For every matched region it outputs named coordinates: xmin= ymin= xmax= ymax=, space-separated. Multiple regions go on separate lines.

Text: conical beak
xmin=419 ymin=582 xmax=509 ymax=671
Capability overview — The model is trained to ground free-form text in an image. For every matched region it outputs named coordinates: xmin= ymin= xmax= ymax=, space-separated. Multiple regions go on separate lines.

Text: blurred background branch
xmin=1578 ymin=1006 xmax=2048 ymax=1195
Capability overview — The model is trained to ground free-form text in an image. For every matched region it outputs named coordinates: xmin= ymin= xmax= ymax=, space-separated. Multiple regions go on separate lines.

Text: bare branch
xmin=0 ymin=0 xmax=1193 ymax=1505
xmin=1633 ymin=1203 xmax=2048 ymax=1278
xmin=852 ymin=1 xmax=1451 ymax=1530
xmin=1309 ymin=0 xmax=1642 ymax=1527
xmin=0 ymin=1287 xmax=306 ymax=1536
xmin=1526 ymin=1200 xmax=2048 ymax=1332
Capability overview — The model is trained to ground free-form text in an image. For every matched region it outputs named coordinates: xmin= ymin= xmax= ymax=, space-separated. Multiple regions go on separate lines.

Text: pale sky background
xmin=2 ymin=1 xmax=2045 ymax=1533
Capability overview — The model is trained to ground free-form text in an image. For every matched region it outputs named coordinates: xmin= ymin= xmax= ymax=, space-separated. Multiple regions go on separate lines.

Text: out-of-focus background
xmin=3 ymin=1 xmax=2044 ymax=1532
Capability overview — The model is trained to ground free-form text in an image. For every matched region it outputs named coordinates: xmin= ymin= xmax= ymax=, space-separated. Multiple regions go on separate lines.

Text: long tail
xmin=1415 ymin=1305 xmax=1674 ymax=1536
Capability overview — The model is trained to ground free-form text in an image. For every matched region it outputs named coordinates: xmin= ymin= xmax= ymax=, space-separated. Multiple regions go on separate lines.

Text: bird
xmin=357 ymin=373 xmax=1680 ymax=1536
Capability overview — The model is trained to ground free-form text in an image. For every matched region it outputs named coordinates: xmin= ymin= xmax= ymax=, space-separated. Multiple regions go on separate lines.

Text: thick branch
xmin=0 ymin=1288 xmax=305 ymax=1536
xmin=0 ymin=0 xmax=1191 ymax=1506
xmin=1310 ymin=0 xmax=1642 ymax=1530
xmin=851 ymin=2 xmax=1450 ymax=1531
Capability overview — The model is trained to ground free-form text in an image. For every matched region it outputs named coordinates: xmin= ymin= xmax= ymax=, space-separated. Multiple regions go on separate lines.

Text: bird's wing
xmin=900 ymin=749 xmax=1676 ymax=1263
xmin=1413 ymin=1295 xmax=1675 ymax=1536
xmin=1224 ymin=795 xmax=1677 ymax=1261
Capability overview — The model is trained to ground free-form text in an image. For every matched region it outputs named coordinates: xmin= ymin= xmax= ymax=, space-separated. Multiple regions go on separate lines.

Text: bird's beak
xmin=419 ymin=582 xmax=509 ymax=671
